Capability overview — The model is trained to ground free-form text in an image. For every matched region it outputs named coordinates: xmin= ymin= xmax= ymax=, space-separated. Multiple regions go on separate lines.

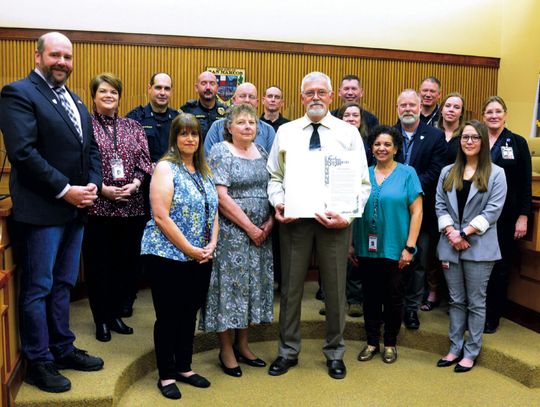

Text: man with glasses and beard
xmin=266 ymin=71 xmax=370 ymax=380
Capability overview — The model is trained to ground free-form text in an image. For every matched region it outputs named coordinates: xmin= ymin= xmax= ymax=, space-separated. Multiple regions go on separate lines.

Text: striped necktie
xmin=54 ymin=87 xmax=83 ymax=141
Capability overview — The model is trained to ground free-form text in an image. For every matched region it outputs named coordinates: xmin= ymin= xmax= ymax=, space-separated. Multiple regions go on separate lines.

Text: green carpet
xmin=14 ymin=282 xmax=540 ymax=407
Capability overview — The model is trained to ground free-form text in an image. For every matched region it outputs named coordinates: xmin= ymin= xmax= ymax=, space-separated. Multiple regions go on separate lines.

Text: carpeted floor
xmin=14 ymin=282 xmax=540 ymax=407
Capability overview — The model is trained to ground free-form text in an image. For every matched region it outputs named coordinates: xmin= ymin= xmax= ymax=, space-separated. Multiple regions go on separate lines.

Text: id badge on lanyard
xmin=501 ymin=145 xmax=514 ymax=160
xmin=368 ymin=234 xmax=378 ymax=252
xmin=110 ymin=158 xmax=125 ymax=181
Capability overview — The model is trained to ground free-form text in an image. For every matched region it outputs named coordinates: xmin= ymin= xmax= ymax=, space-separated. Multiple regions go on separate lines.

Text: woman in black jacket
xmin=481 ymin=96 xmax=532 ymax=334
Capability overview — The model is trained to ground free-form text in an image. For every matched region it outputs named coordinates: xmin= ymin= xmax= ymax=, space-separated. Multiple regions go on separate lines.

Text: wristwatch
xmin=405 ymin=245 xmax=417 ymax=255
xmin=459 ymin=230 xmax=467 ymax=239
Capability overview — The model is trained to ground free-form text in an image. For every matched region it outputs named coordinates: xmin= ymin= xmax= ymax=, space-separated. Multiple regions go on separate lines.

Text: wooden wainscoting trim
xmin=0 ymin=27 xmax=500 ymax=68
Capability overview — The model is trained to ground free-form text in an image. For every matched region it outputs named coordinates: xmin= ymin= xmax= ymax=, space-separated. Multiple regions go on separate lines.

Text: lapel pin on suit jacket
xmin=420 ymin=135 xmax=425 ymax=140
xmin=52 ymin=99 xmax=58 ymax=104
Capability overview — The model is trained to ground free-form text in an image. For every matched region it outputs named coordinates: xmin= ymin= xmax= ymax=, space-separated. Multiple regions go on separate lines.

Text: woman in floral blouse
xmin=141 ymin=113 xmax=218 ymax=400
xmin=82 ymin=73 xmax=152 ymax=342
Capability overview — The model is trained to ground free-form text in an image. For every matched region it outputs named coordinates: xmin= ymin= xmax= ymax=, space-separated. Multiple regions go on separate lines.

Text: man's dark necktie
xmin=309 ymin=123 xmax=321 ymax=150
xmin=54 ymin=87 xmax=83 ymax=141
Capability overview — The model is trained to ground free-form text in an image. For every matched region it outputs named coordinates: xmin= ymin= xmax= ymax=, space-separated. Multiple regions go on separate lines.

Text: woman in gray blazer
xmin=435 ymin=120 xmax=507 ymax=373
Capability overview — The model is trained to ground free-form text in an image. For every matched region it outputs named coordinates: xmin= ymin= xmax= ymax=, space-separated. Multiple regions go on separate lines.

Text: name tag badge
xmin=441 ymin=261 xmax=450 ymax=270
xmin=110 ymin=158 xmax=125 ymax=181
xmin=368 ymin=234 xmax=378 ymax=252
xmin=501 ymin=146 xmax=514 ymax=160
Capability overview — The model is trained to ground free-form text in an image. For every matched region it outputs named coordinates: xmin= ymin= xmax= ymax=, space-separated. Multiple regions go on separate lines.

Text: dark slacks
xmin=145 ymin=254 xmax=211 ymax=379
xmin=359 ymin=257 xmax=404 ymax=347
xmin=82 ymin=215 xmax=146 ymax=323
xmin=15 ymin=219 xmax=84 ymax=362
xmin=486 ymin=216 xmax=516 ymax=325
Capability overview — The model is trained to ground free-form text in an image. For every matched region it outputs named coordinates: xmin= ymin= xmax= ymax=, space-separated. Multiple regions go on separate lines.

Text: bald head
xmin=195 ymin=71 xmax=218 ymax=107
xmin=233 ymin=82 xmax=258 ymax=108
xmin=35 ymin=32 xmax=73 ymax=87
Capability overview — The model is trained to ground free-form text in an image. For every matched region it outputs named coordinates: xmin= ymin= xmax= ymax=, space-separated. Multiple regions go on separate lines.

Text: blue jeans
xmin=16 ymin=219 xmax=84 ymax=362
xmin=444 ymin=260 xmax=494 ymax=360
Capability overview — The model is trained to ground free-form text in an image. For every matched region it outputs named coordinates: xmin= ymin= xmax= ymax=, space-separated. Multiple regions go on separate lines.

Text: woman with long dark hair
xmin=435 ymin=120 xmax=507 ymax=372
xmin=141 ymin=113 xmax=219 ymax=399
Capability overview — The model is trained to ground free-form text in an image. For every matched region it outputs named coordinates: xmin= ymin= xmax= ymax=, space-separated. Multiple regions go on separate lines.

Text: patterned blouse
xmin=89 ymin=112 xmax=153 ymax=217
xmin=141 ymin=160 xmax=218 ymax=262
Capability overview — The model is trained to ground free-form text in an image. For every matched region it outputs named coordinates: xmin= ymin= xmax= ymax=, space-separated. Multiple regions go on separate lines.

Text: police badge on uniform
xmin=206 ymin=67 xmax=245 ymax=107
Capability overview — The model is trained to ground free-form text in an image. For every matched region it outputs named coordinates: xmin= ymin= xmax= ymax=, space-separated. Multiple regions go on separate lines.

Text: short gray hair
xmin=397 ymin=89 xmax=422 ymax=104
xmin=301 ymin=72 xmax=332 ymax=92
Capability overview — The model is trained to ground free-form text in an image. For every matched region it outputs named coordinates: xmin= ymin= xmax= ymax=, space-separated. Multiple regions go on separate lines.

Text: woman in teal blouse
xmin=352 ymin=125 xmax=423 ymax=364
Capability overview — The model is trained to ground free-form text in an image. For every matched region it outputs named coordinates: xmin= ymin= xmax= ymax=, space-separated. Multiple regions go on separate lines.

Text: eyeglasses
xmin=303 ymin=90 xmax=330 ymax=98
xmin=460 ymin=135 xmax=481 ymax=143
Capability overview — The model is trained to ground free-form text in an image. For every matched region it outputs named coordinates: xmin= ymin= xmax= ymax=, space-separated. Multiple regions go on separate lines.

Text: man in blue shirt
xmin=204 ymin=82 xmax=275 ymax=156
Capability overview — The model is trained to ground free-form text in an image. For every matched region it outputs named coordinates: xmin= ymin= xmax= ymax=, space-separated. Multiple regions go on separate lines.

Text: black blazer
xmin=395 ymin=121 xmax=447 ymax=224
xmin=0 ymin=71 xmax=102 ymax=225
xmin=491 ymin=128 xmax=532 ymax=221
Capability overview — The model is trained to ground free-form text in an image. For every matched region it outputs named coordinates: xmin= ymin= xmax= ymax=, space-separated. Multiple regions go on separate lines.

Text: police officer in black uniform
xmin=180 ymin=71 xmax=226 ymax=139
xmin=127 ymin=72 xmax=179 ymax=162
xmin=125 ymin=72 xmax=179 ymax=316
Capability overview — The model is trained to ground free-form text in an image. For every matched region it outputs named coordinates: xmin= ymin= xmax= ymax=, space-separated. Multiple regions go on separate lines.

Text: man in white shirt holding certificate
xmin=266 ymin=71 xmax=371 ymax=380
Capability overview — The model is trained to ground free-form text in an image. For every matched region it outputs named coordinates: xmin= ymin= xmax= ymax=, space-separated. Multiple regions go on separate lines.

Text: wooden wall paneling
xmin=0 ymin=35 xmax=498 ymax=193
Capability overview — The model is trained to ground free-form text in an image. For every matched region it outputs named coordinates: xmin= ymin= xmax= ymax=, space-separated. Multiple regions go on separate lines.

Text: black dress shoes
xmin=454 ymin=362 xmax=474 ymax=373
xmin=119 ymin=305 xmax=133 ymax=318
xmin=404 ymin=310 xmax=420 ymax=330
xmin=484 ymin=320 xmax=498 ymax=334
xmin=95 ymin=323 xmax=111 ymax=342
xmin=157 ymin=381 xmax=181 ymax=399
xmin=55 ymin=348 xmax=104 ymax=371
xmin=176 ymin=373 xmax=211 ymax=388
xmin=219 ymin=353 xmax=242 ymax=377
xmin=26 ymin=361 xmax=71 ymax=393
xmin=268 ymin=357 xmax=298 ymax=376
xmin=108 ymin=318 xmax=134 ymax=335
xmin=233 ymin=347 xmax=266 ymax=367
xmin=327 ymin=359 xmax=346 ymax=379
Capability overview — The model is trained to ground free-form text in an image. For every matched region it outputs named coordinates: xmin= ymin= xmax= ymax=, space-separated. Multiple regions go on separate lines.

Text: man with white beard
xmin=394 ymin=89 xmax=447 ymax=331
xmin=266 ymin=72 xmax=371 ymax=380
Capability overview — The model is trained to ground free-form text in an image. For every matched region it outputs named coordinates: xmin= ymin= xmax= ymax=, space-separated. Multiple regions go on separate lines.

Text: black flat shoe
xmin=108 ymin=318 xmax=133 ymax=335
xmin=95 ymin=323 xmax=111 ymax=342
xmin=437 ymin=357 xmax=460 ymax=367
xmin=219 ymin=353 xmax=242 ymax=377
xmin=157 ymin=381 xmax=181 ymax=399
xmin=233 ymin=347 xmax=266 ymax=367
xmin=454 ymin=362 xmax=474 ymax=373
xmin=176 ymin=373 xmax=211 ymax=388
